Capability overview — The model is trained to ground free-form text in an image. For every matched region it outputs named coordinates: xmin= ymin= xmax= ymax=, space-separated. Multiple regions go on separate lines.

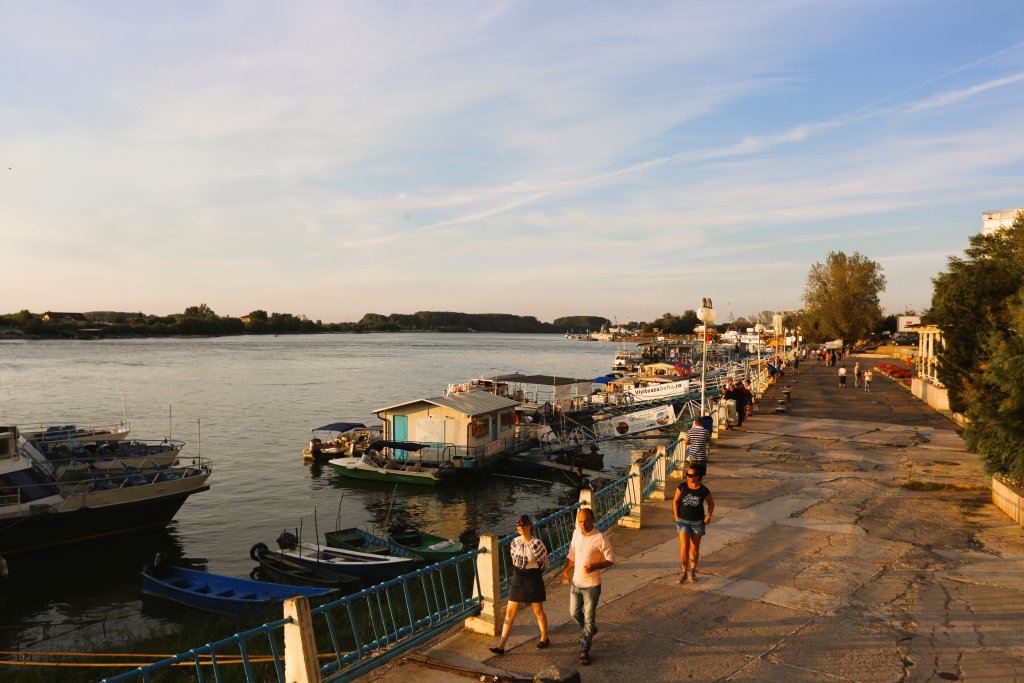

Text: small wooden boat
xmin=273 ymin=532 xmax=419 ymax=581
xmin=142 ymin=559 xmax=337 ymax=616
xmin=388 ymin=530 xmax=465 ymax=563
xmin=249 ymin=543 xmax=362 ymax=590
xmin=323 ymin=527 xmax=394 ymax=556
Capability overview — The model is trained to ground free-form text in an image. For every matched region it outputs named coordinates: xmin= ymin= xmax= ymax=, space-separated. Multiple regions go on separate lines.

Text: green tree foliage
xmin=644 ymin=310 xmax=699 ymax=335
xmin=929 ymin=212 xmax=1024 ymax=478
xmin=552 ymin=316 xmax=610 ymax=332
xmin=802 ymin=251 xmax=886 ymax=342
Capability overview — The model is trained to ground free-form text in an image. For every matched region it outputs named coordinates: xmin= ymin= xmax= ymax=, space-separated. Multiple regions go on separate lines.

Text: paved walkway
xmin=369 ymin=357 xmax=1024 ymax=682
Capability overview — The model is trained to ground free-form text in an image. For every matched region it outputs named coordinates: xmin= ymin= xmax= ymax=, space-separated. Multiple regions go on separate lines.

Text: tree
xmin=802 ymin=251 xmax=886 ymax=342
xmin=183 ymin=303 xmax=218 ymax=320
xmin=929 ymin=211 xmax=1024 ymax=478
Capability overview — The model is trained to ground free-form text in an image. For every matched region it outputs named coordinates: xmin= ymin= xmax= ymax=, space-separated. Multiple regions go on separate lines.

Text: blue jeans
xmin=569 ymin=583 xmax=602 ymax=652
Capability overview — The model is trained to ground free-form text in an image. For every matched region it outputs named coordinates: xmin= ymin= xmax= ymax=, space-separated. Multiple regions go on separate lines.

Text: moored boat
xmin=302 ymin=422 xmax=381 ymax=461
xmin=35 ymin=439 xmax=185 ymax=479
xmin=143 ymin=558 xmax=337 ymax=616
xmin=388 ymin=530 xmax=465 ymax=563
xmin=0 ymin=427 xmax=212 ymax=556
xmin=272 ymin=531 xmax=418 ymax=581
xmin=322 ymin=527 xmax=403 ymax=557
xmin=22 ymin=421 xmax=131 ymax=445
xmin=249 ymin=542 xmax=362 ymax=590
xmin=327 ymin=449 xmax=455 ymax=487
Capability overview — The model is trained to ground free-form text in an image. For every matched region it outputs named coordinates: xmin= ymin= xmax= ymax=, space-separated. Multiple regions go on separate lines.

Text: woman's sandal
xmin=488 ymin=646 xmax=505 ymax=655
xmin=536 ymin=639 xmax=550 ymax=649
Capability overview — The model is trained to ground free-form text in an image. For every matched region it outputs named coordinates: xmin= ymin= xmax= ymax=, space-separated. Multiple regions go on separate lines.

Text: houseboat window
xmin=499 ymin=412 xmax=513 ymax=429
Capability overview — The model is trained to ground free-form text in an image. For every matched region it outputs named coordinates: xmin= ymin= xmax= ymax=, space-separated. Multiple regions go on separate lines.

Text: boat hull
xmin=143 ymin=564 xmax=336 ymax=617
xmin=326 ymin=457 xmax=445 ymax=487
xmin=277 ymin=542 xmax=418 ymax=581
xmin=389 ymin=531 xmax=465 ymax=563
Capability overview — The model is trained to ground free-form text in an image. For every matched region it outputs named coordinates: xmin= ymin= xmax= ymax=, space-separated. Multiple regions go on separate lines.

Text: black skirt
xmin=509 ymin=567 xmax=546 ymax=604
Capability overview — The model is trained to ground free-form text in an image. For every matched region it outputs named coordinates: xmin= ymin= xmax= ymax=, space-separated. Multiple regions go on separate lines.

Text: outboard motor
xmin=309 ymin=438 xmax=322 ymax=457
xmin=276 ymin=530 xmax=299 ymax=550
xmin=458 ymin=528 xmax=480 ymax=549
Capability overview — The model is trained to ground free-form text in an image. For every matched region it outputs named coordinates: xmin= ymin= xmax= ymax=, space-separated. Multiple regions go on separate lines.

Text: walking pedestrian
xmin=562 ymin=507 xmax=615 ymax=666
xmin=673 ymin=467 xmax=715 ymax=584
xmin=793 ymin=356 xmax=800 ymax=375
xmin=838 ymin=366 xmax=847 ymax=388
xmin=489 ymin=514 xmax=550 ymax=655
xmin=683 ymin=417 xmax=710 ymax=476
xmin=863 ymin=368 xmax=873 ymax=392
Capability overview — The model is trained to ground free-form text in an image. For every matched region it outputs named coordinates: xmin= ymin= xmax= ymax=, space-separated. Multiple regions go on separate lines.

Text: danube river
xmin=0 ymin=333 xmax=663 ymax=649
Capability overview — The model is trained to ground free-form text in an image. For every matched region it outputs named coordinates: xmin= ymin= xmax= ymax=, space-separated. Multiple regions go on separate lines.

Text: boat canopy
xmin=313 ymin=422 xmax=366 ymax=433
xmin=370 ymin=440 xmax=429 ymax=452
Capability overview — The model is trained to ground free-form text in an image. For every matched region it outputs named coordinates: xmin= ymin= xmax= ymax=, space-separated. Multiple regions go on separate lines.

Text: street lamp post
xmin=754 ymin=322 xmax=765 ymax=395
xmin=697 ymin=298 xmax=717 ymax=416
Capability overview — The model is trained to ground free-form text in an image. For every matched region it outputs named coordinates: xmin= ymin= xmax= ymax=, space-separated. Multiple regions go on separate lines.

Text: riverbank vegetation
xmin=0 ymin=308 xmax=613 ymax=339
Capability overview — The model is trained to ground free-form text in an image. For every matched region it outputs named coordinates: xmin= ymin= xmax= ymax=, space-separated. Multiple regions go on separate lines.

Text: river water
xmin=0 ymin=333 xmax=665 ymax=650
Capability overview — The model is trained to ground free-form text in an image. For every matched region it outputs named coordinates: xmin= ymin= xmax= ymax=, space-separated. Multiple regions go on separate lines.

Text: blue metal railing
xmin=592 ymin=475 xmax=633 ymax=531
xmin=318 ymin=551 xmax=483 ymax=681
xmin=101 ymin=617 xmax=293 ymax=683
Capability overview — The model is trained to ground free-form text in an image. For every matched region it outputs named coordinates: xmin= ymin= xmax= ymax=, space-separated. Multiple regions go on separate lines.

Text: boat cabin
xmin=373 ymin=391 xmax=521 ymax=469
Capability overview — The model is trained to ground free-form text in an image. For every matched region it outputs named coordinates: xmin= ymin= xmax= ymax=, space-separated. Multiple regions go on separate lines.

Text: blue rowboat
xmin=142 ymin=562 xmax=338 ymax=617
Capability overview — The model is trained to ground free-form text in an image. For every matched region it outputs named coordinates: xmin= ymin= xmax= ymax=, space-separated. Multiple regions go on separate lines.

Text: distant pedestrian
xmin=489 ymin=514 xmax=549 ymax=655
xmin=853 ymin=361 xmax=861 ymax=388
xmin=735 ymin=380 xmax=751 ymax=426
xmin=683 ymin=417 xmax=710 ymax=476
xmin=838 ymin=366 xmax=847 ymax=388
xmin=863 ymin=369 xmax=873 ymax=392
xmin=793 ymin=356 xmax=800 ymax=374
xmin=562 ymin=507 xmax=615 ymax=666
xmin=674 ymin=467 xmax=715 ymax=584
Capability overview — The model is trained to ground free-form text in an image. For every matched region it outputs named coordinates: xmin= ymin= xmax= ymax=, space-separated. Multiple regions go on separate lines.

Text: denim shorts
xmin=675 ymin=519 xmax=706 ymax=536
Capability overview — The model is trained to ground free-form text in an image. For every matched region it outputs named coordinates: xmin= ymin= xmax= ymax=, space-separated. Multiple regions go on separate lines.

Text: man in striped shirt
xmin=684 ymin=418 xmax=710 ymax=476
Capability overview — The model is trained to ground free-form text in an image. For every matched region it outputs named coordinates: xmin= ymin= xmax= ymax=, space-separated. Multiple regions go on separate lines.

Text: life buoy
xmin=512 ymin=412 xmax=520 ymax=425
xmin=471 ymin=421 xmax=481 ymax=437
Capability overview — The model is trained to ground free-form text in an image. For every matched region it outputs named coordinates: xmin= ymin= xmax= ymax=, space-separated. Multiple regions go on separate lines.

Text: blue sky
xmin=2 ymin=1 xmax=1023 ymax=324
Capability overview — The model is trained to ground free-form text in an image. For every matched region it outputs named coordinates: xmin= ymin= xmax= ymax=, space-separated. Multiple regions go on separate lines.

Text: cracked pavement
xmin=369 ymin=357 xmax=1024 ymax=682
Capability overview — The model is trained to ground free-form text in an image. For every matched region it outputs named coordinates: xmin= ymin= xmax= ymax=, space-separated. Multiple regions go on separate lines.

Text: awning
xmin=312 ymin=422 xmax=366 ymax=433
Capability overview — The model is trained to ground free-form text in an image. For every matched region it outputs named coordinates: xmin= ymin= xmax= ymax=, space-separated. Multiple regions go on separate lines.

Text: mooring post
xmin=283 ymin=596 xmax=321 ymax=683
xmin=464 ymin=534 xmax=502 ymax=636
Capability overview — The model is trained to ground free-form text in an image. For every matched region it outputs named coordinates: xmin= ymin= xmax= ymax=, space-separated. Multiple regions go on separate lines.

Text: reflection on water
xmin=0 ymin=334 xmax=671 ymax=651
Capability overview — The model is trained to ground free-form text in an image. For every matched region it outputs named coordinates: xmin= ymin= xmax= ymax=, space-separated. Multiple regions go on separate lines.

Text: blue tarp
xmin=312 ymin=422 xmax=366 ymax=433
xmin=592 ymin=375 xmax=618 ymax=384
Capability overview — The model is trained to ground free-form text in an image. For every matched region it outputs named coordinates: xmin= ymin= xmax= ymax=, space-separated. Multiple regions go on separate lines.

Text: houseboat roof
xmin=489 ymin=373 xmax=592 ymax=386
xmin=374 ymin=390 xmax=519 ymax=417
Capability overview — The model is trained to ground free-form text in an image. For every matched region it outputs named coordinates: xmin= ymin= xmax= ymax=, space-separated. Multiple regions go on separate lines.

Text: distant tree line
xmin=0 ymin=307 xmax=615 ymax=338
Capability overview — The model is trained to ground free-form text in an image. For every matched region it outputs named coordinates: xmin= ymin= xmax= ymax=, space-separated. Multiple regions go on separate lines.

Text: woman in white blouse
xmin=489 ymin=514 xmax=550 ymax=654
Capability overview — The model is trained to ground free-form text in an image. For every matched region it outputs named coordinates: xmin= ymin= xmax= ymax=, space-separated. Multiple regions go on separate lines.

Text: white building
xmin=982 ymin=208 xmax=1023 ymax=235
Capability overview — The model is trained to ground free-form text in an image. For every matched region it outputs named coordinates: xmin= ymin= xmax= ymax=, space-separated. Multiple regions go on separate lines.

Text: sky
xmin=2 ymin=1 xmax=1023 ymax=325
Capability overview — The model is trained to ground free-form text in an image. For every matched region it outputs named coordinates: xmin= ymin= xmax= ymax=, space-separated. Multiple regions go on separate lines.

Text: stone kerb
xmin=992 ymin=476 xmax=1024 ymax=527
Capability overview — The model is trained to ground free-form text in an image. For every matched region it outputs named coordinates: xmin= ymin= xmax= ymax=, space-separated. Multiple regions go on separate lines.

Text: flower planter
xmin=992 ymin=476 xmax=1024 ymax=527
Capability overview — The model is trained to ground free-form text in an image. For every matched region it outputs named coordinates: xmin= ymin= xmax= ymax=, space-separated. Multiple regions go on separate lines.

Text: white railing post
xmin=464 ymin=535 xmax=502 ymax=636
xmin=283 ymin=597 xmax=321 ymax=683
xmin=650 ymin=447 xmax=667 ymax=500
xmin=670 ymin=431 xmax=686 ymax=479
xmin=618 ymin=463 xmax=643 ymax=529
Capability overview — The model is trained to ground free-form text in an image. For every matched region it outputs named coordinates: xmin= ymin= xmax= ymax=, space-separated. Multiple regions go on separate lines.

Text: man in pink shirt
xmin=561 ymin=507 xmax=615 ymax=666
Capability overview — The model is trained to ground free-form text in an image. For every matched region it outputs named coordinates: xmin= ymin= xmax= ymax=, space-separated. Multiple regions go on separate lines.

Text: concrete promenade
xmin=369 ymin=356 xmax=1024 ymax=682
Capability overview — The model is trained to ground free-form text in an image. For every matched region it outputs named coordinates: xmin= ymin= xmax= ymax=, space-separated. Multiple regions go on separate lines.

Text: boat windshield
xmin=1 ymin=467 xmax=61 ymax=503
